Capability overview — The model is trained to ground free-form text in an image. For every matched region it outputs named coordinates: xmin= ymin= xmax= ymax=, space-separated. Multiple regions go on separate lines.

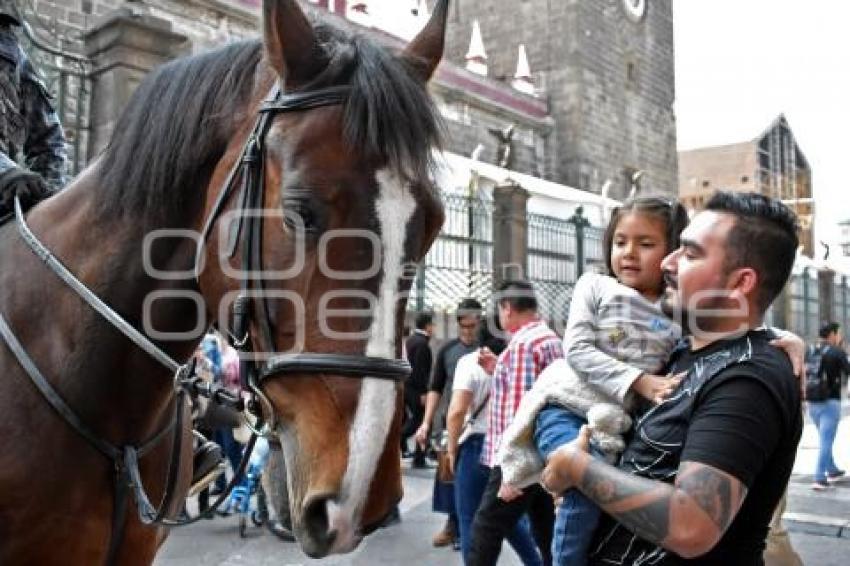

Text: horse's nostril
xmin=302 ymin=494 xmax=336 ymax=558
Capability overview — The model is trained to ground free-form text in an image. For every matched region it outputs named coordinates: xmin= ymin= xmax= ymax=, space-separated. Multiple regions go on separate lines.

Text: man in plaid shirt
xmin=468 ymin=280 xmax=564 ymax=566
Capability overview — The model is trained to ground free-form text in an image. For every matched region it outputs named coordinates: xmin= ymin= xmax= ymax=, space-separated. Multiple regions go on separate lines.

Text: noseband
xmin=1 ymin=82 xmax=410 ymax=564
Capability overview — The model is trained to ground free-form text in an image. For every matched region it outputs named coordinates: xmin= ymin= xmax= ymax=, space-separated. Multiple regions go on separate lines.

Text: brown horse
xmin=0 ymin=0 xmax=447 ymax=563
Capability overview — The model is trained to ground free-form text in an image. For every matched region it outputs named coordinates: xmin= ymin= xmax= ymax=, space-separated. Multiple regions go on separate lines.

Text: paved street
xmin=157 ymin=400 xmax=850 ymax=565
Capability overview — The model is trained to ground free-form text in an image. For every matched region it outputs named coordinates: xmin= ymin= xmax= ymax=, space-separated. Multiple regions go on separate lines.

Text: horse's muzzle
xmin=300 ymin=493 xmax=363 ymax=557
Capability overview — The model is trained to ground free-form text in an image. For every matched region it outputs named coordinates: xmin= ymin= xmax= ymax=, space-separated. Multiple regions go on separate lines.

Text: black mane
xmin=95 ymin=21 xmax=443 ymax=227
xmin=96 ymin=41 xmax=262 ymax=226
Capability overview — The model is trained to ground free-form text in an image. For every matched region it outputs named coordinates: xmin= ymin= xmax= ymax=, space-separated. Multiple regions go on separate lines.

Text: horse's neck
xmin=7 ymin=170 xmax=200 ymax=441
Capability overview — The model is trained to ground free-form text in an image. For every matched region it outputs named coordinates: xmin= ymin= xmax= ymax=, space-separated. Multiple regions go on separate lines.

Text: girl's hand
xmin=631 ymin=372 xmax=684 ymax=404
xmin=770 ymin=333 xmax=804 ymax=379
xmin=770 ymin=332 xmax=805 ymax=400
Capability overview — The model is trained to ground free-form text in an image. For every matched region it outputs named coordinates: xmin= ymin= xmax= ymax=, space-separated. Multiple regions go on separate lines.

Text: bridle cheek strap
xmin=197 ymin=83 xmax=410 ymax=430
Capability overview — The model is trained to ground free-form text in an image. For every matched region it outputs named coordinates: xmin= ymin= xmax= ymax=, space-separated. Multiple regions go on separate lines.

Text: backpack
xmin=804 ymin=344 xmax=829 ymax=402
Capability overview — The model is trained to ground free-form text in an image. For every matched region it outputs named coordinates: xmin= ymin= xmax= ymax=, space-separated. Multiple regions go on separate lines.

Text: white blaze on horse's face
xmin=324 ymin=169 xmax=415 ymax=552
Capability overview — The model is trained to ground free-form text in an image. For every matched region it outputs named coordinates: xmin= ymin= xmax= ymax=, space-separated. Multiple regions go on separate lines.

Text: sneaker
xmin=811 ymin=479 xmax=831 ymax=491
xmin=189 ymin=441 xmax=225 ymax=496
xmin=827 ymin=469 xmax=846 ymax=483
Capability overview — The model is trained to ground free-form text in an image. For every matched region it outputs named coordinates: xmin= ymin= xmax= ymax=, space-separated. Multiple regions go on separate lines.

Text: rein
xmin=0 ymin=81 xmax=411 ymax=565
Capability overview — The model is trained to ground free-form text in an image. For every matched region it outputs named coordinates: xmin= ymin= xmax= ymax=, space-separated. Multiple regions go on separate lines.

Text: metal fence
xmin=411 ymin=192 xmax=850 ymax=344
xmin=19 ymin=11 xmax=92 ymax=176
xmin=787 ymin=268 xmax=821 ymax=341
xmin=412 ymin=192 xmax=605 ymax=324
xmin=410 ymin=191 xmax=494 ymax=313
xmin=833 ymin=275 xmax=850 ymax=337
xmin=527 ymin=213 xmax=605 ymax=325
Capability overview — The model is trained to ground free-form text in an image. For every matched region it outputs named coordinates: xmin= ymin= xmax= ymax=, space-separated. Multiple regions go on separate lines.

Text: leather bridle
xmin=0 ymin=82 xmax=411 ymax=565
xmin=195 ymin=83 xmax=411 ymax=429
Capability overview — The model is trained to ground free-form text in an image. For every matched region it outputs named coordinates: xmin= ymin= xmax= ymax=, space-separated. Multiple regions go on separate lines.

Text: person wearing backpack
xmin=807 ymin=322 xmax=850 ymax=490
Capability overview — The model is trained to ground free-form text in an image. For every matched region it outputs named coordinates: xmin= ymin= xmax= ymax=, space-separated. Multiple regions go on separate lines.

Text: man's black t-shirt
xmin=820 ymin=345 xmax=850 ymax=399
xmin=589 ymin=330 xmax=803 ymax=565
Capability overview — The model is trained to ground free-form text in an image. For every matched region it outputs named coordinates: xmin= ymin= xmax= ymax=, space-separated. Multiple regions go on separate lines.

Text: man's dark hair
xmin=495 ymin=279 xmax=538 ymax=313
xmin=819 ymin=322 xmax=840 ymax=339
xmin=456 ymin=298 xmax=483 ymax=320
xmin=705 ymin=191 xmax=799 ymax=313
xmin=414 ymin=311 xmax=433 ymax=330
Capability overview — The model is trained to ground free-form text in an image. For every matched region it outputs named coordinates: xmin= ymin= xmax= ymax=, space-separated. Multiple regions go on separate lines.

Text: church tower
xmin=442 ymin=0 xmax=678 ymax=199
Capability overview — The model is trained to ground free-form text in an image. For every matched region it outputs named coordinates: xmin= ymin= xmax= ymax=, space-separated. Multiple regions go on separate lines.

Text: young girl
xmin=497 ymin=197 xmax=801 ymax=565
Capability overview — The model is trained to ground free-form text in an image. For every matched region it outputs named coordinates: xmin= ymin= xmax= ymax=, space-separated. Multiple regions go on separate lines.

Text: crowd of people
xmin=398 ymin=192 xmax=844 ymax=566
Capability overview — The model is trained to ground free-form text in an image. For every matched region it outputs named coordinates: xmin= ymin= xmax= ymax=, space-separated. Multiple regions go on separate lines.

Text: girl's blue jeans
xmin=534 ymin=404 xmax=603 ymax=566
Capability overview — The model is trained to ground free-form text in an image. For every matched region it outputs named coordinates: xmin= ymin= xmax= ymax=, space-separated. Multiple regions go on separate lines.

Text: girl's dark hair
xmin=602 ymin=196 xmax=690 ymax=277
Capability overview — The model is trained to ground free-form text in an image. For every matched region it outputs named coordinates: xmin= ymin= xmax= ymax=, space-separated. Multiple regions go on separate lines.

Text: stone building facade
xmin=21 ymin=0 xmax=676 ymax=199
xmin=442 ymin=0 xmax=678 ymax=198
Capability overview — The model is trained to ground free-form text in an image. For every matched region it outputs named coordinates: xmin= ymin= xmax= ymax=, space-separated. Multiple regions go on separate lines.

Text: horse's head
xmin=200 ymin=0 xmax=447 ymax=556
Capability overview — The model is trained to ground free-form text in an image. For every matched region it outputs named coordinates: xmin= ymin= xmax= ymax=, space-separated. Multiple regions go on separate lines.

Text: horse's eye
xmin=283 ymin=198 xmax=321 ymax=233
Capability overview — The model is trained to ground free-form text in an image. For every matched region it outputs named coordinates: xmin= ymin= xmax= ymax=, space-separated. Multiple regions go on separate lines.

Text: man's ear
xmin=727 ymin=267 xmax=758 ymax=303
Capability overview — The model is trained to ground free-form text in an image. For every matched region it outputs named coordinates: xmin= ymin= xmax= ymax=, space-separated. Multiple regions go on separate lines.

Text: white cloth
xmin=452 ymin=351 xmax=491 ymax=444
xmin=496 ymin=359 xmax=632 ymax=488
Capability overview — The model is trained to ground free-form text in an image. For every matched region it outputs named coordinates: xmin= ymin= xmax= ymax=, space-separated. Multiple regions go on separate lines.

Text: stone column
xmin=492 ymin=180 xmax=529 ymax=289
xmin=84 ymin=7 xmax=188 ymax=156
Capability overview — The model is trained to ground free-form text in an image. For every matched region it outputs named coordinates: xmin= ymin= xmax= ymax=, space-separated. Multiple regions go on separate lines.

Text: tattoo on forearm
xmin=576 ymin=458 xmax=745 ymax=550
xmin=579 ymin=459 xmax=673 ymax=544
xmin=677 ymin=462 xmax=744 ymax=531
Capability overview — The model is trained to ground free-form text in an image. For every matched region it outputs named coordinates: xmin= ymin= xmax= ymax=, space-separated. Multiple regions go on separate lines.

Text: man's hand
xmin=414 ymin=422 xmax=430 ymax=449
xmin=631 ymin=372 xmax=684 ymax=404
xmin=0 ymin=167 xmax=54 ymax=214
xmin=447 ymin=449 xmax=456 ymax=476
xmin=478 ymin=347 xmax=497 ymax=374
xmin=541 ymin=425 xmax=592 ymax=495
xmin=497 ymin=482 xmax=524 ymax=502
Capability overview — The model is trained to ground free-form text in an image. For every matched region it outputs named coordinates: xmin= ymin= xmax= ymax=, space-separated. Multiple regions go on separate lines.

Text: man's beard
xmin=661 ymin=288 xmax=690 ymax=333
xmin=663 ymin=290 xmax=745 ymax=339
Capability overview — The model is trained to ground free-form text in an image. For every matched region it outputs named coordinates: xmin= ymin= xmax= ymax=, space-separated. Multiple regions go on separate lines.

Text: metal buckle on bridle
xmin=172 ymin=361 xmax=194 ymax=394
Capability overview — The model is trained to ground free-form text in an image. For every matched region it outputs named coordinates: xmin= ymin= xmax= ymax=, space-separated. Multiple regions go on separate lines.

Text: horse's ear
xmin=402 ymin=0 xmax=449 ymax=82
xmin=263 ymin=0 xmax=327 ymax=86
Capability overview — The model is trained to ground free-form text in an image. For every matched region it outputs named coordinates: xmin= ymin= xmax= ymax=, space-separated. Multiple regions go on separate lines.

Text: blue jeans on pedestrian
xmin=808 ymin=399 xmax=843 ymax=482
xmin=454 ymin=434 xmax=542 ymax=565
xmin=534 ymin=404 xmax=603 ymax=566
